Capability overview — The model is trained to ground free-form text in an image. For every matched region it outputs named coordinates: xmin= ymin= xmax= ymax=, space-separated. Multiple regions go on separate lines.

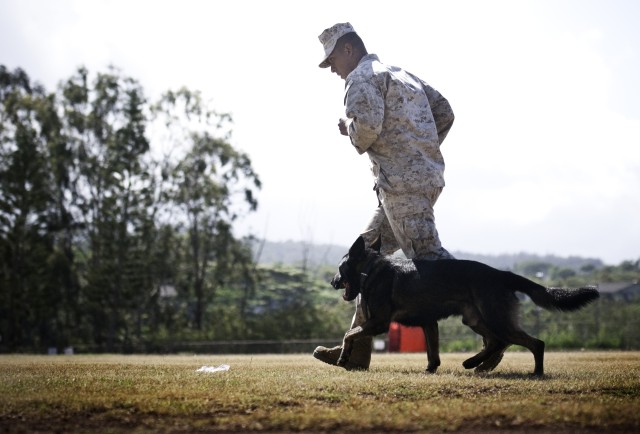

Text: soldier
xmin=314 ymin=22 xmax=456 ymax=370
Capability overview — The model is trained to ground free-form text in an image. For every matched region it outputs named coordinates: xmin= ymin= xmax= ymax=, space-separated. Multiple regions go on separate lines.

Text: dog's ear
xmin=349 ymin=236 xmax=366 ymax=257
xmin=370 ymin=235 xmax=382 ymax=253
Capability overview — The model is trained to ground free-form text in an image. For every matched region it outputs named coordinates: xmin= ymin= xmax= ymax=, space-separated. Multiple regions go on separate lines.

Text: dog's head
xmin=331 ymin=235 xmax=381 ymax=301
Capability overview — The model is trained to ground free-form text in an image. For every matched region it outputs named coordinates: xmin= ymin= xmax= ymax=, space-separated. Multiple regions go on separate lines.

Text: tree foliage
xmin=0 ymin=65 xmax=266 ymax=352
xmin=0 ymin=66 xmax=61 ymax=350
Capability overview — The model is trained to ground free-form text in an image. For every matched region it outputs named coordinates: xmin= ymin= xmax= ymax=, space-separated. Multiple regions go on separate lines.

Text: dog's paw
xmin=462 ymin=357 xmax=482 ymax=369
xmin=474 ymin=352 xmax=504 ymax=373
xmin=425 ymin=361 xmax=440 ymax=374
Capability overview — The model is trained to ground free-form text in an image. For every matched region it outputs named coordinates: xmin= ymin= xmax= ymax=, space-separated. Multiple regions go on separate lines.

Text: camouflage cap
xmin=318 ymin=22 xmax=356 ymax=68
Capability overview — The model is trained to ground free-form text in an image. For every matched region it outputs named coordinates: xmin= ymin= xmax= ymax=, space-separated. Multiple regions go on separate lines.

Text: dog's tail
xmin=509 ymin=272 xmax=600 ymax=312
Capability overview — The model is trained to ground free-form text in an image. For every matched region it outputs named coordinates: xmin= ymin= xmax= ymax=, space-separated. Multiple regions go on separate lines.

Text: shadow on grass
xmin=372 ymin=367 xmax=551 ymax=381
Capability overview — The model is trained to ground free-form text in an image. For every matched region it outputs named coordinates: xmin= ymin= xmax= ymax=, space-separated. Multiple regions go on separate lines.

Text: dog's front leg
xmin=423 ymin=320 xmax=441 ymax=374
xmin=337 ymin=326 xmax=364 ymax=367
xmin=337 ymin=320 xmax=387 ymax=367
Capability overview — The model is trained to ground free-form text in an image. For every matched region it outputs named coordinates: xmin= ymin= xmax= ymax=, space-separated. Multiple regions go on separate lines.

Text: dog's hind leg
xmin=474 ymin=341 xmax=509 ymax=373
xmin=423 ymin=320 xmax=441 ymax=373
xmin=459 ymin=305 xmax=507 ymax=371
xmin=459 ymin=305 xmax=493 ymax=368
xmin=484 ymin=303 xmax=546 ymax=376
xmin=499 ymin=328 xmax=545 ymax=376
xmin=461 ymin=332 xmax=503 ymax=370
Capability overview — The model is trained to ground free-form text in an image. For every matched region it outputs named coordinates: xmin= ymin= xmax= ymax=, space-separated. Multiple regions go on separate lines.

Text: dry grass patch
xmin=1 ymin=351 xmax=639 ymax=433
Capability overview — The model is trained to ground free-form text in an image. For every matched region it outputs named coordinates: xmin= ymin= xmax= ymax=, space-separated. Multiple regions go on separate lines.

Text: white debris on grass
xmin=196 ymin=364 xmax=230 ymax=373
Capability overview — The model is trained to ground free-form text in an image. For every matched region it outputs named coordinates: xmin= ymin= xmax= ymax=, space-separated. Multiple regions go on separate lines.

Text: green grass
xmin=1 ymin=351 xmax=639 ymax=433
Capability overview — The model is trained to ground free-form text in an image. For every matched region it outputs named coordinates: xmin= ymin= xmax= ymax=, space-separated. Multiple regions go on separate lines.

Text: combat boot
xmin=313 ymin=345 xmax=342 ymax=365
xmin=313 ymin=337 xmax=372 ymax=371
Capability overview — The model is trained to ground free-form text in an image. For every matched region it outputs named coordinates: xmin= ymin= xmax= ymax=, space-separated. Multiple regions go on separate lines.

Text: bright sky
xmin=1 ymin=0 xmax=639 ymax=265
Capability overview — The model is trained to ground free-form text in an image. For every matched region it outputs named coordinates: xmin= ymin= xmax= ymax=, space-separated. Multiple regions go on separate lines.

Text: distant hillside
xmin=250 ymin=240 xmax=347 ymax=268
xmin=452 ymin=251 xmax=604 ymax=272
xmin=249 ymin=240 xmax=604 ymax=271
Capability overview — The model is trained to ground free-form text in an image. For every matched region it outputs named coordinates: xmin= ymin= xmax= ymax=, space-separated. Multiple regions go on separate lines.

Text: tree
xmin=59 ymin=66 xmax=155 ymax=351
xmin=152 ymin=88 xmax=261 ymax=331
xmin=0 ymin=66 xmax=62 ymax=350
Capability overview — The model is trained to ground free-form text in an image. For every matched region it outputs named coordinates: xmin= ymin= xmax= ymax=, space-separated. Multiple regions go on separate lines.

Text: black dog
xmin=331 ymin=236 xmax=599 ymax=376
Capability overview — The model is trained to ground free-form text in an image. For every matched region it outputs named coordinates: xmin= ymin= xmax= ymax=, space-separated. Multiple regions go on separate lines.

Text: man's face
xmin=326 ymin=43 xmax=356 ymax=80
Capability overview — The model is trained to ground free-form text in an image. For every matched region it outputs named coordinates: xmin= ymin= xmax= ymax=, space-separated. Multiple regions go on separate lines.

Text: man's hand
xmin=338 ymin=117 xmax=350 ymax=136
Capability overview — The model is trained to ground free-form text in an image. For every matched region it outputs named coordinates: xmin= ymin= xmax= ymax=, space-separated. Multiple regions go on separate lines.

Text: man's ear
xmin=343 ymin=42 xmax=353 ymax=56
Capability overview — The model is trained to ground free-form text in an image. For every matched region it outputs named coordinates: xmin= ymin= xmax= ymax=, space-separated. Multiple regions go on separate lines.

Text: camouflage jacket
xmin=344 ymin=54 xmax=454 ymax=194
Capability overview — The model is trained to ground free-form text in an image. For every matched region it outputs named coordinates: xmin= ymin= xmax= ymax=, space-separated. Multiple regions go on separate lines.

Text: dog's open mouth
xmin=342 ymin=282 xmax=358 ymax=301
xmin=342 ymin=282 xmax=351 ymax=301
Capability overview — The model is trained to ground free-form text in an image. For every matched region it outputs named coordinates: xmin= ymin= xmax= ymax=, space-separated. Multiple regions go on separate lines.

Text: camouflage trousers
xmin=347 ymin=186 xmax=454 ymax=333
xmin=361 ymin=187 xmax=453 ymax=260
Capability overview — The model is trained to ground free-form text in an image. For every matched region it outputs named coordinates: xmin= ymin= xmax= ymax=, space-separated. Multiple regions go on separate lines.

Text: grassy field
xmin=1 ymin=351 xmax=639 ymax=433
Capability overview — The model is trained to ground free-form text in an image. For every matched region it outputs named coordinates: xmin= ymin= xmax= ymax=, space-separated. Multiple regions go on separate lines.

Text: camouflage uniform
xmin=343 ymin=54 xmax=456 ymax=361
xmin=345 ymin=54 xmax=455 ymax=261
